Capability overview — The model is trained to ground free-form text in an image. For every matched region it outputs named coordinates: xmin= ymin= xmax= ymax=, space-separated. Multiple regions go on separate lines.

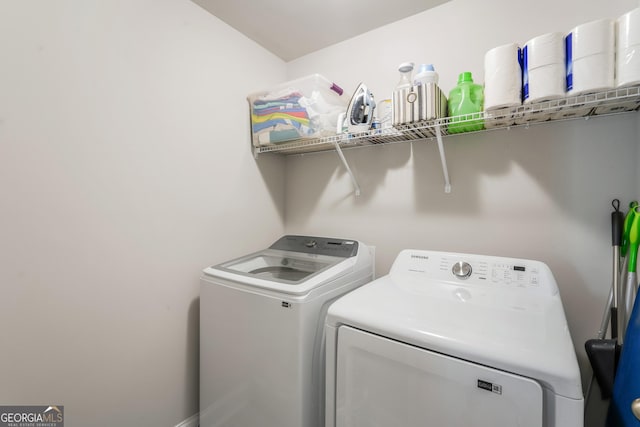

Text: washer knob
xmin=305 ymin=239 xmax=317 ymax=248
xmin=452 ymin=261 xmax=472 ymax=279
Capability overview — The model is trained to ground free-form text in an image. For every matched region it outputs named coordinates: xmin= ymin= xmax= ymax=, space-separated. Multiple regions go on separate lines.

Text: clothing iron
xmin=346 ymin=83 xmax=376 ymax=133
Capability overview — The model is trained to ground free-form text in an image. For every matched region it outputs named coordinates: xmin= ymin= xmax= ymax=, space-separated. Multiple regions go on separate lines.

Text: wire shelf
xmin=254 ymin=86 xmax=640 ymax=156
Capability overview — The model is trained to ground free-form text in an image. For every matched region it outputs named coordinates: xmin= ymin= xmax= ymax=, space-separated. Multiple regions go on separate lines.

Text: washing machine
xmin=325 ymin=250 xmax=583 ymax=427
xmin=200 ymin=235 xmax=374 ymax=427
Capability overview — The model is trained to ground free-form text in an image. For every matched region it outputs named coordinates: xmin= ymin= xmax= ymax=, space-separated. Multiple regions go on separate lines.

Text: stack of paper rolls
xmin=566 ymin=18 xmax=615 ymax=95
xmin=617 ymin=8 xmax=640 ymax=87
xmin=484 ymin=43 xmax=522 ymax=128
xmin=522 ymin=32 xmax=566 ymax=105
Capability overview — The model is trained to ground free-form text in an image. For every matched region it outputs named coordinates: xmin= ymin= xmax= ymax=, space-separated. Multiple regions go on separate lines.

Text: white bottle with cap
xmin=393 ymin=62 xmax=414 ymax=125
xmin=413 ymin=64 xmax=441 ymax=122
xmin=414 ymin=64 xmax=439 ymax=85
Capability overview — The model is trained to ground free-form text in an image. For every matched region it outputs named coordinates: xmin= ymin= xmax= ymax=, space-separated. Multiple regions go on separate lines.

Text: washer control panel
xmin=395 ymin=250 xmax=553 ymax=294
xmin=269 ymin=235 xmax=358 ymax=258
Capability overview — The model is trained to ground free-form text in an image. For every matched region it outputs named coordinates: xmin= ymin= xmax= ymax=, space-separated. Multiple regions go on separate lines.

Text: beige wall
xmin=283 ymin=0 xmax=638 ymax=423
xmin=0 ymin=1 xmax=285 ymax=426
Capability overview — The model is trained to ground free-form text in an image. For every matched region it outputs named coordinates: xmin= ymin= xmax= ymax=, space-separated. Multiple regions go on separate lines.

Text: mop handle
xmin=612 ymin=199 xmax=624 ymax=340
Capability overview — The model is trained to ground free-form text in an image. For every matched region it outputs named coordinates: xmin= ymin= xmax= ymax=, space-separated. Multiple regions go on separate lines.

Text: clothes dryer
xmin=325 ymin=250 xmax=583 ymax=427
xmin=200 ymin=235 xmax=374 ymax=427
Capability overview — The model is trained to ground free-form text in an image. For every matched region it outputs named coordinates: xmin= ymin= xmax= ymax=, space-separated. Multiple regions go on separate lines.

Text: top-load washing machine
xmin=325 ymin=249 xmax=583 ymax=427
xmin=200 ymin=235 xmax=374 ymax=427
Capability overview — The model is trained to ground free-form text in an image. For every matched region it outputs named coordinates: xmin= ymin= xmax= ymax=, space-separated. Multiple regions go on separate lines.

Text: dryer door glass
xmin=335 ymin=325 xmax=544 ymax=427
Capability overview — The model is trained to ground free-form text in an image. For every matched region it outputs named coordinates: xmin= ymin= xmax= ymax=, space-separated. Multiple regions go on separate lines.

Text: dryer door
xmin=335 ymin=326 xmax=543 ymax=427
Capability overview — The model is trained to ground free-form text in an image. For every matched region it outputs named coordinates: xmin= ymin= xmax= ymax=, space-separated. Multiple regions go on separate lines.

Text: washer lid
xmin=218 ymin=250 xmax=338 ymax=283
xmin=202 ymin=235 xmax=364 ymax=295
xmin=327 ymin=250 xmax=584 ymax=401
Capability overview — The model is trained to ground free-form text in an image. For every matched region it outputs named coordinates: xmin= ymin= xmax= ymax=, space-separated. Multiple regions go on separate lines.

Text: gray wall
xmin=0 ymin=1 xmax=286 ymax=426
xmin=2 ymin=0 xmax=639 ymax=425
xmin=283 ymin=0 xmax=639 ymax=423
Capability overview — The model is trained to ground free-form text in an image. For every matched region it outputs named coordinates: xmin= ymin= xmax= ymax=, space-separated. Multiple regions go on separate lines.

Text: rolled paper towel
xmin=617 ymin=8 xmax=640 ymax=87
xmin=570 ymin=19 xmax=615 ymax=58
xmin=570 ymin=53 xmax=614 ymax=93
xmin=618 ymin=8 xmax=640 ymax=49
xmin=484 ymin=43 xmax=522 ymax=110
xmin=566 ymin=18 xmax=615 ymax=94
xmin=523 ymin=32 xmax=565 ymax=103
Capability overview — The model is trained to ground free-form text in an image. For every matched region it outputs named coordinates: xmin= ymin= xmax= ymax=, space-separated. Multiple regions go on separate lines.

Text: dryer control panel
xmin=391 ymin=250 xmax=556 ymax=295
xmin=442 ymin=257 xmax=539 ymax=287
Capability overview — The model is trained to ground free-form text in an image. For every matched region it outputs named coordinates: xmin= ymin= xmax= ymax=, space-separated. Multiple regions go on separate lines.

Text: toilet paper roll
xmin=568 ymin=19 xmax=615 ymax=59
xmin=524 ymin=32 xmax=565 ymax=69
xmin=568 ymin=51 xmax=614 ymax=94
xmin=524 ymin=63 xmax=566 ymax=103
xmin=617 ymin=44 xmax=640 ymax=87
xmin=484 ymin=43 xmax=522 ymax=110
xmin=618 ymin=8 xmax=640 ymax=49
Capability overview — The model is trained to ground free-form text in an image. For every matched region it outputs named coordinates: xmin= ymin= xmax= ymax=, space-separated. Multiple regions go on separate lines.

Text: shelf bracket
xmin=332 ymin=141 xmax=361 ymax=196
xmin=434 ymin=124 xmax=452 ymax=193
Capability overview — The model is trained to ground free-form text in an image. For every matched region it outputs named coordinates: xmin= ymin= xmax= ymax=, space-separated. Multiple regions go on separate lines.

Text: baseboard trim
xmin=175 ymin=412 xmax=199 ymax=427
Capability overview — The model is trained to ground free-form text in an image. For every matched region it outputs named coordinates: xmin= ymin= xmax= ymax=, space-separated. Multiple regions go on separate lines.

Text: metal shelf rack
xmin=253 ymin=86 xmax=640 ymax=195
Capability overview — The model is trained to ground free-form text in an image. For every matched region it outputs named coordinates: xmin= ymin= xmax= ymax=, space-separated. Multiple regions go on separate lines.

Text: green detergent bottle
xmin=448 ymin=72 xmax=484 ymax=134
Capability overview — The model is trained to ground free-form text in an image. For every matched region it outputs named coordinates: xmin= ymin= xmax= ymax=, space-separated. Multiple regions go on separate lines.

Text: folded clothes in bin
xmin=248 ymin=74 xmax=347 ymax=146
xmin=251 ymin=92 xmax=312 ymax=143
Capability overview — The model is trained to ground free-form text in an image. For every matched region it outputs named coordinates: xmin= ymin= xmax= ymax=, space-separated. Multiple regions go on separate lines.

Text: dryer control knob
xmin=452 ymin=261 xmax=472 ymax=279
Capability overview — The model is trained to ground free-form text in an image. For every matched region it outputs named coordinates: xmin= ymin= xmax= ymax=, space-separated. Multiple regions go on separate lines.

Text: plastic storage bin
xmin=247 ymin=74 xmax=347 ymax=146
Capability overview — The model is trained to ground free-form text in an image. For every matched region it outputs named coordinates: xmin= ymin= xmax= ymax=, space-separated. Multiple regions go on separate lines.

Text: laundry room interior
xmin=2 ymin=0 xmax=640 ymax=426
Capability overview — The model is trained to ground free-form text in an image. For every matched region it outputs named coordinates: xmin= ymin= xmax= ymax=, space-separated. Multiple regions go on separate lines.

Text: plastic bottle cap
xmin=398 ymin=62 xmax=415 ymax=73
xmin=418 ymin=64 xmax=435 ymax=73
xmin=458 ymin=71 xmax=474 ymax=83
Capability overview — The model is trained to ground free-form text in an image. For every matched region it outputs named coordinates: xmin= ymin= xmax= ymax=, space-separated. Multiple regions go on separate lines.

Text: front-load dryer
xmin=200 ymin=235 xmax=374 ymax=427
xmin=325 ymin=250 xmax=583 ymax=427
